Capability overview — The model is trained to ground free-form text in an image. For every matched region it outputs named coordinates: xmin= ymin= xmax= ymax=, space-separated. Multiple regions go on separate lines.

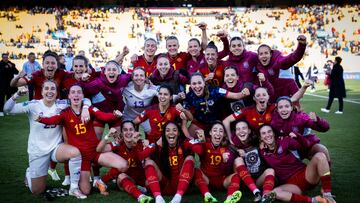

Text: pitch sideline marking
xmin=305 ymin=93 xmax=360 ymax=105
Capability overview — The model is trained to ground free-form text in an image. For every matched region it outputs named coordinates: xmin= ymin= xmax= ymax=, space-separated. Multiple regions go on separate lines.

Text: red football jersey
xmin=198 ymin=60 xmax=226 ymax=87
xmin=190 ymin=141 xmax=229 ymax=177
xmin=167 ymin=52 xmax=189 ymax=70
xmin=132 ymin=55 xmax=157 ymax=77
xmin=232 ymin=104 xmax=276 ymax=131
xmin=39 ymin=106 xmax=118 ymax=158
xmin=25 ymin=69 xmax=69 ymax=99
xmin=137 ymin=105 xmax=182 ymax=143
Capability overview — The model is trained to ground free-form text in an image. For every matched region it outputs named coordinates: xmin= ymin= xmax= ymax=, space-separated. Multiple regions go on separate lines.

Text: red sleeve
xmin=91 ymin=107 xmax=118 ymax=122
xmin=262 ymin=79 xmax=274 ymax=99
xmin=188 ymin=142 xmax=204 ymax=156
xmin=218 ymin=37 xmax=229 ymax=60
xmin=39 ymin=113 xmax=65 ymax=125
xmin=303 ymin=113 xmax=330 ymax=132
xmin=137 ymin=110 xmax=149 ymax=123
xmin=136 ymin=144 xmax=157 ymax=160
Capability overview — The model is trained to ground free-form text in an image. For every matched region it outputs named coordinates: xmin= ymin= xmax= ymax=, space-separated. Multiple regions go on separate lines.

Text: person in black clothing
xmin=0 ymin=53 xmax=19 ymax=116
xmin=321 ymin=57 xmax=346 ymax=114
xmin=294 ymin=65 xmax=304 ymax=88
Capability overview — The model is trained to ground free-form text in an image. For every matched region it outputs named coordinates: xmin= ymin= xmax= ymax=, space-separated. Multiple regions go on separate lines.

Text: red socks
xmin=227 ymin=174 xmax=241 ymax=196
xmin=262 ymin=174 xmax=275 ymax=194
xmin=194 ymin=168 xmax=209 ymax=195
xmin=50 ymin=161 xmax=57 ymax=170
xmin=144 ymin=164 xmax=161 ymax=197
xmin=119 ymin=177 xmax=142 ymax=198
xmin=290 ymin=193 xmax=312 ymax=203
xmin=236 ymin=165 xmax=258 ymax=192
xmin=176 ymin=159 xmax=195 ymax=195
xmin=320 ymin=174 xmax=332 ymax=193
xmin=64 ymin=161 xmax=70 ymax=176
xmin=101 ymin=168 xmax=120 ymax=184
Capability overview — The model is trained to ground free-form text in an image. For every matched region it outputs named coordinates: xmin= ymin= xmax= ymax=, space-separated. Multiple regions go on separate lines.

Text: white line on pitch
xmin=305 ymin=93 xmax=360 ymax=104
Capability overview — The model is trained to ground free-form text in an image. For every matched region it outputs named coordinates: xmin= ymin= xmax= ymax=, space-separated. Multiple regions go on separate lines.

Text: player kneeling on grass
xmin=3 ymin=81 xmax=89 ymax=198
xmin=189 ymin=121 xmax=242 ymax=203
xmin=259 ymin=124 xmax=336 ymax=203
xmin=35 ymin=84 xmax=128 ymax=197
xmin=230 ymin=120 xmax=276 ymax=203
xmin=141 ymin=121 xmax=196 ymax=203
xmin=94 ymin=121 xmax=155 ymax=203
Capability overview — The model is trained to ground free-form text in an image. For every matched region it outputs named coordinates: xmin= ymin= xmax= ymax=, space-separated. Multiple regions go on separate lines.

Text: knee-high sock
xmin=290 ymin=193 xmax=312 ymax=203
xmin=144 ymin=165 xmax=161 ymax=197
xmin=101 ymin=168 xmax=120 ymax=184
xmin=262 ymin=174 xmax=275 ymax=194
xmin=50 ymin=161 xmax=57 ymax=170
xmin=227 ymin=174 xmax=241 ymax=196
xmin=92 ymin=164 xmax=101 ymax=177
xmin=64 ymin=161 xmax=70 ymax=176
xmin=176 ymin=159 xmax=195 ymax=195
xmin=194 ymin=168 xmax=209 ymax=196
xmin=236 ymin=165 xmax=257 ymax=193
xmin=119 ymin=177 xmax=142 ymax=199
xmin=320 ymin=173 xmax=332 ymax=193
xmin=68 ymin=155 xmax=82 ymax=190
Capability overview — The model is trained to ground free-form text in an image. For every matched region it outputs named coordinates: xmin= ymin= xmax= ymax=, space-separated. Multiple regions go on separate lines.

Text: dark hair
xmin=209 ymin=121 xmax=227 ymax=145
xmin=258 ymin=124 xmax=273 ymax=135
xmin=121 ymin=120 xmax=138 ymax=131
xmin=157 ymin=53 xmax=169 ymax=61
xmin=224 ymin=66 xmax=239 ymax=76
xmin=160 ymin=121 xmax=184 ymax=178
xmin=68 ymin=83 xmax=83 ymax=93
xmin=257 ymin=44 xmax=272 ymax=54
xmin=28 ymin=52 xmax=35 ymax=56
xmin=73 ymin=55 xmax=89 ymax=68
xmin=43 ymin=50 xmax=59 ymax=62
xmin=205 ymin=41 xmax=218 ymax=52
xmin=230 ymin=36 xmax=244 ymax=45
xmin=158 ymin=84 xmax=173 ymax=96
xmin=2 ymin=53 xmax=8 ymax=57
xmin=67 ymin=45 xmax=73 ymax=49
xmin=189 ymin=38 xmax=201 ymax=46
xmin=234 ymin=120 xmax=259 ymax=146
xmin=335 ymin=56 xmax=342 ymax=64
xmin=131 ymin=66 xmax=146 ymax=78
xmin=275 ymin=96 xmax=292 ymax=105
xmin=41 ymin=80 xmax=57 ymax=90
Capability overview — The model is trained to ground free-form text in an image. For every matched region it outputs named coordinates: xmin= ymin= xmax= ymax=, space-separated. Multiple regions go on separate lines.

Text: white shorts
xmin=27 ymin=144 xmax=60 ymax=179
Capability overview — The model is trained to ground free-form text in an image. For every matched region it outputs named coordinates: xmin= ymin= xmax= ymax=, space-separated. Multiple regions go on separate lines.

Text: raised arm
xmin=3 ymin=89 xmax=30 ymax=114
xmin=10 ymin=70 xmax=27 ymax=87
xmin=306 ymin=112 xmax=330 ymax=132
xmin=225 ymin=88 xmax=251 ymax=100
xmin=217 ymin=31 xmax=229 ymax=59
xmin=198 ymin=22 xmax=208 ymax=50
xmin=290 ymin=79 xmax=312 ymax=102
xmin=96 ymin=128 xmax=118 ymax=152
xmin=277 ymin=35 xmax=307 ymax=69
xmin=223 ymin=114 xmax=237 ymax=144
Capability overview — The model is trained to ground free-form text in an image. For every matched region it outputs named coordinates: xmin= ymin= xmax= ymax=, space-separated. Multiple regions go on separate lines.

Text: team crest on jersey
xmin=292 ymin=126 xmax=299 ymax=133
xmin=70 ymin=119 xmax=74 ymax=123
xmin=177 ymin=58 xmax=182 ymax=62
xmin=268 ymin=69 xmax=275 ymax=76
xmin=220 ymin=148 xmax=225 ymax=154
xmin=265 ymin=114 xmax=271 ymax=122
xmin=207 ymin=100 xmax=214 ymax=106
xmin=92 ymin=107 xmax=99 ymax=112
xmin=243 ymin=62 xmax=249 ymax=69
xmin=107 ymin=91 xmax=112 ymax=95
xmin=207 ymin=149 xmax=211 ymax=153
xmin=277 ymin=146 xmax=283 ymax=154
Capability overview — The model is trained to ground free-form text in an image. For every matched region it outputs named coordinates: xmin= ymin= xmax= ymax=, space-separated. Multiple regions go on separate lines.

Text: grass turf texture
xmin=0 ymin=80 xmax=359 ymax=202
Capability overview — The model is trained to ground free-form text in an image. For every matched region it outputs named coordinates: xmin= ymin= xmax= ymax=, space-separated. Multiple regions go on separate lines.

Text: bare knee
xmin=185 ymin=155 xmax=195 ymax=162
xmin=234 ymin=157 xmax=245 ymax=167
xmin=264 ymin=168 xmax=275 ymax=176
xmin=31 ymin=185 xmax=46 ymax=195
xmin=68 ymin=147 xmax=81 ymax=158
xmin=313 ymin=152 xmax=327 ymax=163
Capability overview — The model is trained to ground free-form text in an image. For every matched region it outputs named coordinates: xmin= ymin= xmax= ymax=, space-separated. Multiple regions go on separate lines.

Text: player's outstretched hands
xmin=303 ymin=79 xmax=313 ymax=89
xmin=197 ymin=22 xmax=207 ymax=30
xmin=241 ymin=88 xmax=250 ymax=97
xmin=297 ymin=35 xmax=307 ymax=45
xmin=257 ymin=73 xmax=266 ymax=82
xmin=81 ymin=73 xmax=91 ymax=81
xmin=222 ymin=152 xmax=230 ymax=163
xmin=113 ymin=110 xmax=123 ymax=118
xmin=237 ymin=149 xmax=246 ymax=158
xmin=216 ymin=30 xmax=228 ymax=39
xmin=81 ymin=106 xmax=90 ymax=123
xmin=309 ymin=112 xmax=317 ymax=122
xmin=130 ymin=54 xmax=138 ymax=63
xmin=195 ymin=129 xmax=205 ymax=142
xmin=122 ymin=46 xmax=130 ymax=56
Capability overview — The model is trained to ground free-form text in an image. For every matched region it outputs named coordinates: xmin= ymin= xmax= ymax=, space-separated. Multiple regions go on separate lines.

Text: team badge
xmin=292 ymin=126 xmax=299 ymax=133
xmin=268 ymin=69 xmax=275 ymax=76
xmin=207 ymin=100 xmax=214 ymax=106
xmin=277 ymin=146 xmax=283 ymax=154
xmin=243 ymin=62 xmax=249 ymax=69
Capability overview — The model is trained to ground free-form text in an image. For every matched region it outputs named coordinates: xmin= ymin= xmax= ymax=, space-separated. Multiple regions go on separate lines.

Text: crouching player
xmin=190 ymin=121 xmax=242 ymax=203
xmin=230 ymin=120 xmax=276 ymax=202
xmin=259 ymin=125 xmax=336 ymax=203
xmin=35 ymin=84 xmax=129 ymax=196
xmin=95 ymin=121 xmax=155 ymax=203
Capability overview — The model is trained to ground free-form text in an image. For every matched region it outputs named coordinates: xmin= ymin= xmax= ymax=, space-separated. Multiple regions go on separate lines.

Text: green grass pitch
xmin=0 ymin=80 xmax=359 ymax=202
